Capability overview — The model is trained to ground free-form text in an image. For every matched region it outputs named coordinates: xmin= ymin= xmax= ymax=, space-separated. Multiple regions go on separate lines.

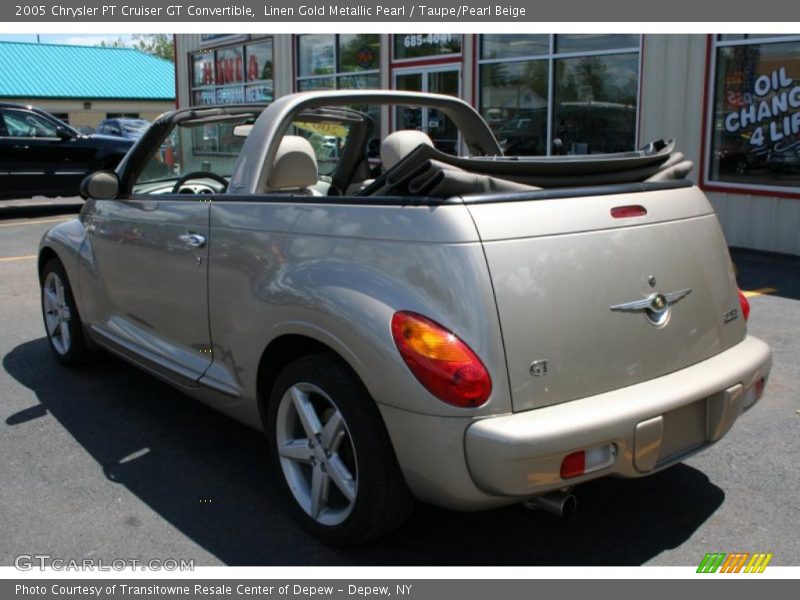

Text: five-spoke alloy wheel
xmin=267 ymin=353 xmax=414 ymax=544
xmin=275 ymin=382 xmax=358 ymax=526
xmin=40 ymin=258 xmax=90 ymax=365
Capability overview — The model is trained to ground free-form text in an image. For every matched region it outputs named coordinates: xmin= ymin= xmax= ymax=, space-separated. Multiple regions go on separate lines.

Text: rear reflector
xmin=743 ymin=377 xmax=766 ymax=410
xmin=755 ymin=377 xmax=766 ymax=399
xmin=560 ymin=444 xmax=618 ymax=479
xmin=611 ymin=205 xmax=648 ymax=219
xmin=560 ymin=451 xmax=586 ymax=479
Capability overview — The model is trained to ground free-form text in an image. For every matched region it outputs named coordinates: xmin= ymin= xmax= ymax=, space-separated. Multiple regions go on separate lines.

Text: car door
xmin=82 ymin=194 xmax=213 ymax=384
xmin=0 ymin=115 xmax=15 ymax=199
xmin=78 ymin=109 xmax=257 ymax=386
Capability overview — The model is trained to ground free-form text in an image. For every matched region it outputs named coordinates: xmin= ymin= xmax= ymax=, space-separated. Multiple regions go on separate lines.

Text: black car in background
xmin=0 ymin=103 xmax=135 ymax=200
xmin=95 ymin=117 xmax=151 ymax=140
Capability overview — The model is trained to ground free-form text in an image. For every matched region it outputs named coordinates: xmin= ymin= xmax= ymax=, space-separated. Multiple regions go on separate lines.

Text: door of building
xmin=393 ymin=65 xmax=461 ymax=155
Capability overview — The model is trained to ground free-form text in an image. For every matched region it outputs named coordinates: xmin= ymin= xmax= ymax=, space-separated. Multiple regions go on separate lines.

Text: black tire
xmin=267 ymin=353 xmax=414 ymax=544
xmin=40 ymin=258 xmax=91 ymax=366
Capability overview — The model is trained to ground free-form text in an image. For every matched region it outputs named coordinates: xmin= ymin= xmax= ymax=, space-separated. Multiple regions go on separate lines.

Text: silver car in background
xmin=39 ymin=91 xmax=771 ymax=544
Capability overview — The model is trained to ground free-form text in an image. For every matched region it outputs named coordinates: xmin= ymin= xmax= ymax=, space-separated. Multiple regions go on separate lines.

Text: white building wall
xmin=174 ymin=33 xmax=199 ymax=107
xmin=640 ymin=34 xmax=800 ymax=256
xmin=272 ymin=35 xmax=294 ymax=98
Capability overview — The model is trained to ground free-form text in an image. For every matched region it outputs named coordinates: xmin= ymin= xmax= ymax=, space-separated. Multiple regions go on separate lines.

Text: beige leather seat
xmin=266 ymin=135 xmax=320 ymax=195
xmin=346 ymin=130 xmax=435 ymax=195
xmin=380 ymin=130 xmax=434 ymax=171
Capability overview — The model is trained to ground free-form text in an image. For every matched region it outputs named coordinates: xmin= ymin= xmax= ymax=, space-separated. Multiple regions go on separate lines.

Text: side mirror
xmin=80 ymin=170 xmax=119 ymax=200
xmin=56 ymin=126 xmax=74 ymax=141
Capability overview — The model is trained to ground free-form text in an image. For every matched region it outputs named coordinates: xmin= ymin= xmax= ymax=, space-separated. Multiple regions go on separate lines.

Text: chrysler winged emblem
xmin=610 ymin=288 xmax=692 ymax=327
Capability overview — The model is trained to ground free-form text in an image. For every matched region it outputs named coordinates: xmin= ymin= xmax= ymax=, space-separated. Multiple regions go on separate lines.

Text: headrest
xmin=267 ymin=135 xmax=318 ymax=190
xmin=380 ymin=130 xmax=434 ymax=171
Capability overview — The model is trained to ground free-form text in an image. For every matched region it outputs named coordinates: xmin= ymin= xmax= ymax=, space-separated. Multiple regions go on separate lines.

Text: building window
xmin=51 ymin=113 xmax=70 ymax=124
xmin=106 ymin=113 xmax=140 ymax=119
xmin=393 ymin=34 xmax=462 ymax=61
xmin=478 ymin=34 xmax=640 ymax=156
xmin=706 ymin=35 xmax=800 ymax=192
xmin=190 ymin=38 xmax=274 ymax=106
xmin=296 ymin=34 xmax=380 ymax=90
xmin=295 ymin=34 xmax=381 ymax=150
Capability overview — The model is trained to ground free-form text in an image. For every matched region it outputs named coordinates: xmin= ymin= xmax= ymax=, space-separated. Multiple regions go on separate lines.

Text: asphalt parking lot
xmin=1 ymin=204 xmax=798 ymax=567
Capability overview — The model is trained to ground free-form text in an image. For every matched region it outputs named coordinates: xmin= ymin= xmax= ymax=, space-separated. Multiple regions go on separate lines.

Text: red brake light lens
xmin=391 ymin=311 xmax=492 ymax=408
xmin=611 ymin=205 xmax=648 ymax=219
xmin=738 ymin=289 xmax=750 ymax=321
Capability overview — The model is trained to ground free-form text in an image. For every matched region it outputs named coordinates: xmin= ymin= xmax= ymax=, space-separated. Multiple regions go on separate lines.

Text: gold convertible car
xmin=39 ymin=91 xmax=771 ymax=544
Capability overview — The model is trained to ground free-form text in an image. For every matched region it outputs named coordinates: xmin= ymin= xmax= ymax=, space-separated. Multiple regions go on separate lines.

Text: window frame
xmin=295 ymin=34 xmax=381 ymax=92
xmin=476 ymin=34 xmax=643 ymax=157
xmin=189 ymin=36 xmax=275 ymax=107
xmin=701 ymin=34 xmax=800 ymax=198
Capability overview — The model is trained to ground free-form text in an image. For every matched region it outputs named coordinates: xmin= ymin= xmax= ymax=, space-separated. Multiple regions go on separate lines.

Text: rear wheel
xmin=267 ymin=353 xmax=414 ymax=544
xmin=40 ymin=258 xmax=91 ymax=366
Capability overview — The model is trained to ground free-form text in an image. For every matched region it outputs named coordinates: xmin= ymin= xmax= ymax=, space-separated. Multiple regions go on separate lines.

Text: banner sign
xmin=5 ymin=0 xmax=800 ymax=22
xmin=3 ymin=579 xmax=796 ymax=600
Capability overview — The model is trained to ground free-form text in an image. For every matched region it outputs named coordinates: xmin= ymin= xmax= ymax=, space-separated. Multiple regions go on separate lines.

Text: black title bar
xmin=4 ymin=0 xmax=800 ymax=22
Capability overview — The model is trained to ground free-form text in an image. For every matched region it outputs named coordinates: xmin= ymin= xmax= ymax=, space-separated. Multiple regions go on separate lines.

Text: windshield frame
xmin=118 ymin=105 xmax=266 ymax=196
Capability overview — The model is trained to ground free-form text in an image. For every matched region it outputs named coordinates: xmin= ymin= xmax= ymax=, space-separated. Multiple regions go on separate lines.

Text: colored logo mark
xmin=697 ymin=552 xmax=773 ymax=573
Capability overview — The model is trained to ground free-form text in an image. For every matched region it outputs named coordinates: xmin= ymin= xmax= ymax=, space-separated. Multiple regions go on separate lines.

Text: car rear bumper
xmin=464 ymin=335 xmax=772 ymax=497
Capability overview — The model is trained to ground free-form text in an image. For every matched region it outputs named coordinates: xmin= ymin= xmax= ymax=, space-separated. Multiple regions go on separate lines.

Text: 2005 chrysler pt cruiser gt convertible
xmin=39 ymin=91 xmax=772 ymax=544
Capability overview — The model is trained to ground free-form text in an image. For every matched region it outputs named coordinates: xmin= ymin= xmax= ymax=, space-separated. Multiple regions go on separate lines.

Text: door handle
xmin=178 ymin=232 xmax=207 ymax=248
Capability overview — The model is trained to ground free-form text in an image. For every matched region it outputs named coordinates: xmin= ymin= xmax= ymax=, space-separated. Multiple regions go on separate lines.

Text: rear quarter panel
xmin=205 ymin=200 xmax=513 ymax=424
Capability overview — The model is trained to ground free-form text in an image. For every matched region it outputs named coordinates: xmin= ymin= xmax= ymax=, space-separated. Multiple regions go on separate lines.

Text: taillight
xmin=391 ymin=311 xmax=492 ymax=408
xmin=738 ymin=289 xmax=750 ymax=321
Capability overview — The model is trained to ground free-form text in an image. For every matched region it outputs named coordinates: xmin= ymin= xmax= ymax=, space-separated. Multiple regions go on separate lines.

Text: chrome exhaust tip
xmin=523 ymin=491 xmax=577 ymax=517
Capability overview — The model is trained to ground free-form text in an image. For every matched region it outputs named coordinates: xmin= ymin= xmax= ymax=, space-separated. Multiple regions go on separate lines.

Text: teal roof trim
xmin=0 ymin=41 xmax=175 ymax=101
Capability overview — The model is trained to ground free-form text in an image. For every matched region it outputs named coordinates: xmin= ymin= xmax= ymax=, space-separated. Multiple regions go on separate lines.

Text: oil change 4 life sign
xmin=724 ymin=67 xmax=800 ymax=151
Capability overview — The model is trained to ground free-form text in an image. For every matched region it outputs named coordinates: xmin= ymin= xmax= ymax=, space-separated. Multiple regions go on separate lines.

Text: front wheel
xmin=267 ymin=353 xmax=414 ymax=544
xmin=40 ymin=258 xmax=91 ymax=366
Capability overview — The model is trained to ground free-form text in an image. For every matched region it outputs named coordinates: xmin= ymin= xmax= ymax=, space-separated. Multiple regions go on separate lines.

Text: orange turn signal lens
xmin=391 ymin=311 xmax=492 ymax=408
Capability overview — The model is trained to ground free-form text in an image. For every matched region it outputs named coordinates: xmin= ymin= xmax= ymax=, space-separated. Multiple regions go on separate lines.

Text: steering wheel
xmin=171 ymin=171 xmax=228 ymax=194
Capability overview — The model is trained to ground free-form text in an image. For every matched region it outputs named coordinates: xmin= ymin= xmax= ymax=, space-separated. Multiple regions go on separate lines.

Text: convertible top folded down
xmin=361 ymin=139 xmax=694 ymax=199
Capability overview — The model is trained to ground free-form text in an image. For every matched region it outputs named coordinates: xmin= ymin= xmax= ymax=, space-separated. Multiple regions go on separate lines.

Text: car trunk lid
xmin=467 ymin=185 xmax=746 ymax=412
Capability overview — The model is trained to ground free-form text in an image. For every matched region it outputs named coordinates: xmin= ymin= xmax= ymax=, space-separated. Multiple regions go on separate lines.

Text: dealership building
xmin=0 ymin=41 xmax=175 ymax=130
xmin=174 ymin=34 xmax=800 ymax=256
